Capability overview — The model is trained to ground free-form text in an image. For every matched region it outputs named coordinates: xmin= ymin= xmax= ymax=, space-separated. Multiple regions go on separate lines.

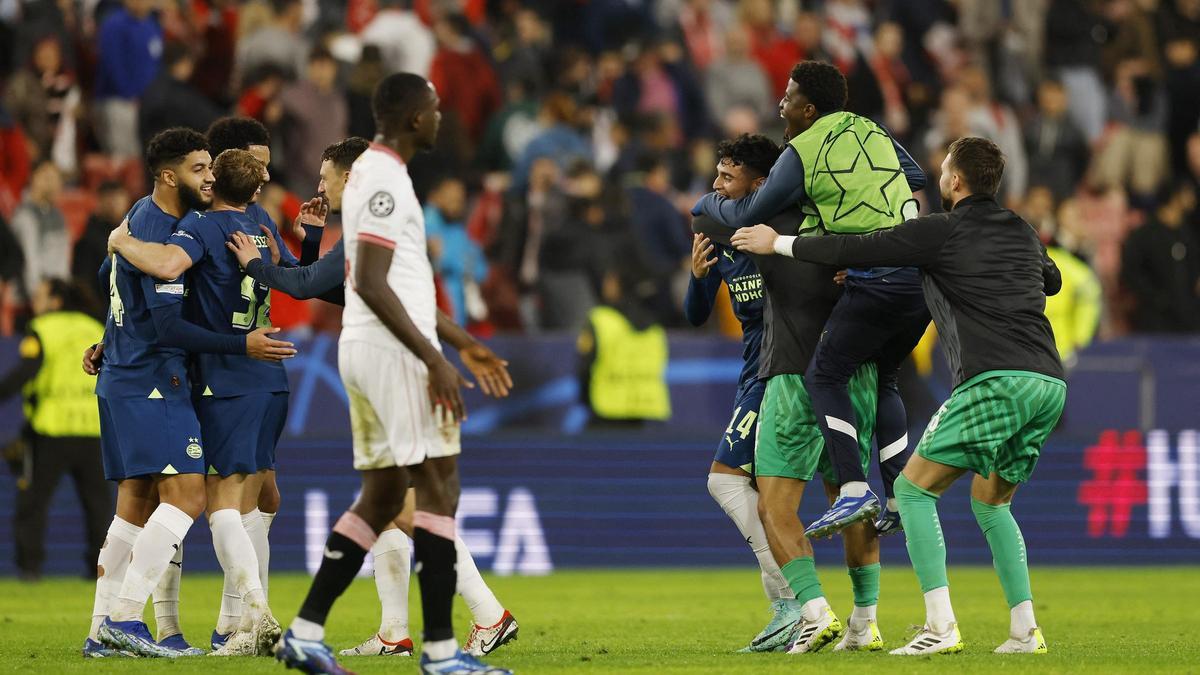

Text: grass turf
xmin=0 ymin=567 xmax=1194 ymax=673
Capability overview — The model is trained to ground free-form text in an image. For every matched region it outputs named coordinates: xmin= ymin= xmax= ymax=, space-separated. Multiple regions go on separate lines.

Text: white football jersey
xmin=340 ymin=144 xmax=440 ymax=353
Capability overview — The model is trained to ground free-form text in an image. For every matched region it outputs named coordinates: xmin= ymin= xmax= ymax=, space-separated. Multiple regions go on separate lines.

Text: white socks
xmin=886 ymin=498 xmax=898 ymax=512
xmin=1011 ymin=599 xmax=1037 ymax=635
xmin=849 ymin=604 xmax=877 ymax=629
xmin=90 ymin=517 xmax=142 ymax=639
xmin=291 ymin=616 xmax=324 ymax=641
xmin=924 ymin=586 xmax=957 ymax=632
xmin=801 ymin=597 xmax=830 ymax=622
xmin=209 ymin=509 xmax=266 ymax=629
xmin=152 ymin=543 xmax=183 ymax=639
xmin=242 ymin=509 xmax=271 ymax=598
xmin=424 ymin=638 xmax=457 ymax=660
xmin=456 ymin=535 xmax=505 ymax=627
xmin=111 ymin=504 xmax=194 ymax=622
xmin=372 ymin=528 xmax=411 ymax=640
xmin=840 ymin=481 xmax=870 ymax=498
xmin=706 ymin=473 xmax=793 ymax=602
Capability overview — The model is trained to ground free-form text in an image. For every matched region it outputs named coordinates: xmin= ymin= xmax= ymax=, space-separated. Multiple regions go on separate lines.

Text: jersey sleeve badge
xmin=369 ymin=191 xmax=395 ymax=217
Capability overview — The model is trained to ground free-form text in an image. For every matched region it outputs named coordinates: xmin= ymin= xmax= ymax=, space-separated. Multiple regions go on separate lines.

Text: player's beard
xmin=179 ymin=182 xmax=211 ymax=212
xmin=941 ymin=187 xmax=954 ymax=212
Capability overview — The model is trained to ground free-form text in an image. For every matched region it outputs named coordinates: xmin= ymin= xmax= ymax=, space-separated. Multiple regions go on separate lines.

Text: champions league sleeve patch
xmin=369 ymin=191 xmax=395 ymax=217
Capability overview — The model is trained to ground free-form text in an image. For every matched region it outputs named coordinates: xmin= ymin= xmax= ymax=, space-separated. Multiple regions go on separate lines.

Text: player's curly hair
xmin=789 ymin=61 xmax=848 ymax=115
xmin=212 ymin=149 xmax=267 ymax=206
xmin=145 ymin=128 xmax=209 ymax=175
xmin=715 ymin=134 xmax=782 ymax=180
xmin=321 ymin=137 xmax=370 ymax=171
xmin=206 ymin=116 xmax=271 ymax=157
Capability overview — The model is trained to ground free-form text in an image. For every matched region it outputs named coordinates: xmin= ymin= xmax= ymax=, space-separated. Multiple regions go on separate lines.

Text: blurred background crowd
xmin=2 ymin=0 xmax=1200 ymax=354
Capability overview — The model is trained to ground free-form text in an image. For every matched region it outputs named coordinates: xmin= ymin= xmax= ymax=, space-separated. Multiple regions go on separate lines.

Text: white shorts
xmin=339 ymin=340 xmax=462 ymax=470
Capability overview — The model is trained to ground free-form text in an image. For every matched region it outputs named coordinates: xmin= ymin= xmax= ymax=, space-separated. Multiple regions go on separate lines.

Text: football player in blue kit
xmin=90 ymin=129 xmax=295 ymax=658
xmin=685 ymin=134 xmax=794 ymax=651
xmin=108 ymin=148 xmax=290 ymax=656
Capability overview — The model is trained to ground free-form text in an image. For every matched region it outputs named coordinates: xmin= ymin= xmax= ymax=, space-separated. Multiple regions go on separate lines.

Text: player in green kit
xmin=733 ymin=137 xmax=1065 ymax=656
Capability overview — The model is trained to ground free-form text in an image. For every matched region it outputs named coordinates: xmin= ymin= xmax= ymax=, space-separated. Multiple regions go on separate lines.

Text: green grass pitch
xmin=1 ymin=567 xmax=1195 ymax=673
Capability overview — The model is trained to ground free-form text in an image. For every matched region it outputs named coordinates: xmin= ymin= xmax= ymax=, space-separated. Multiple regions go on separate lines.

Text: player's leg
xmin=206 ymin=472 xmax=277 ymax=655
xmin=246 ymin=392 xmax=287 ymax=601
xmin=824 ymin=481 xmax=883 ymax=651
xmin=86 ymin=477 xmax=153 ymax=655
xmin=752 ymin=374 xmax=841 ymax=654
xmin=978 ymin=376 xmax=1064 ymax=654
xmin=803 ymin=280 xmax=893 ymax=536
xmin=341 ymin=490 xmax=415 ymax=657
xmin=409 ymin=455 xmax=465 ymax=664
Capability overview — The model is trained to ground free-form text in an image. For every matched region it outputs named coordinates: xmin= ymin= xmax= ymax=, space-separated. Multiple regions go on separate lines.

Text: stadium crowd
xmin=2 ymin=0 xmax=1200 ymax=343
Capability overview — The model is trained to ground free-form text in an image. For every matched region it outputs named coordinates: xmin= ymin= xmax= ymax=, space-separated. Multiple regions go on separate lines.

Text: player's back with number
xmin=171 ymin=209 xmax=288 ymax=395
xmin=98 ymin=196 xmax=189 ymax=400
xmin=341 ymin=145 xmax=438 ymax=351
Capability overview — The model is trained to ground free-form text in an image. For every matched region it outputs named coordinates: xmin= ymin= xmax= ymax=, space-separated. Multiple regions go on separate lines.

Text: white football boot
xmin=889 ymin=622 xmax=964 ymax=655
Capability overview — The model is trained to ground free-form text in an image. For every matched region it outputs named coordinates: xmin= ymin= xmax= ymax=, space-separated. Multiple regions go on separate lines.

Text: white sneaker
xmin=253 ymin=612 xmax=282 ymax=656
xmin=889 ymin=622 xmax=964 ymax=655
xmin=463 ymin=610 xmax=519 ymax=657
xmin=834 ymin=618 xmax=883 ymax=651
xmin=784 ymin=606 xmax=843 ymax=654
xmin=995 ymin=627 xmax=1047 ymax=654
xmin=339 ymin=633 xmax=414 ymax=656
xmin=208 ymin=631 xmax=257 ymax=656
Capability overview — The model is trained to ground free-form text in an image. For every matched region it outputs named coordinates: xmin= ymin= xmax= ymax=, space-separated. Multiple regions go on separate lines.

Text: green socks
xmin=781 ymin=556 xmax=824 ymax=605
xmin=972 ymin=498 xmax=1032 ymax=608
xmin=894 ymin=474 xmax=949 ymax=593
xmin=847 ymin=563 xmax=880 ymax=607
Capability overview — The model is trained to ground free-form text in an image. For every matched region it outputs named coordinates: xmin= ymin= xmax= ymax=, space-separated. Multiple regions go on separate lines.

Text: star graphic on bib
xmin=814 ymin=128 xmax=903 ymax=223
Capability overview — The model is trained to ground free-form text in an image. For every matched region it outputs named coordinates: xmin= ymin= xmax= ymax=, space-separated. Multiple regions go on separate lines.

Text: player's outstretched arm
xmin=355 ymin=241 xmax=471 ymax=421
xmin=149 ymin=303 xmax=296 ymax=361
xmin=732 ymin=214 xmax=952 ymax=268
xmin=228 ymin=231 xmax=346 ymax=304
xmin=108 ymin=222 xmax=194 ymax=281
xmin=435 ymin=310 xmax=512 ymax=398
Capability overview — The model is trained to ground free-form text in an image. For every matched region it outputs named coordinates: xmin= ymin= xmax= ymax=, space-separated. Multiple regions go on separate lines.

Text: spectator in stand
xmin=426 ymin=177 xmax=489 ymax=326
xmin=868 ymin=21 xmax=912 ymax=140
xmin=0 ymin=213 xmax=23 ymax=335
xmin=1160 ymin=5 xmax=1200 ymax=176
xmin=1044 ymin=0 xmax=1109 ymax=142
xmin=94 ymin=0 xmax=163 ymax=159
xmin=1121 ymin=182 xmax=1200 ymax=333
xmin=235 ymin=0 xmax=308 ymax=83
xmin=345 ymin=45 xmax=386 ymax=140
xmin=674 ymin=0 xmax=732 ymax=72
xmin=360 ymin=0 xmax=435 ymax=77
xmin=0 ymin=103 xmax=32 ymax=219
xmin=10 ymin=161 xmax=68 ymax=303
xmin=1025 ymin=78 xmax=1090 ymax=202
xmin=626 ymin=153 xmax=689 ymax=325
xmin=4 ymin=36 xmax=79 ymax=170
xmin=498 ymin=157 xmax=569 ymax=330
xmin=279 ymin=47 xmax=348 ymax=195
xmin=495 ymin=9 xmax=553 ymax=95
xmin=1093 ymin=58 xmax=1169 ymax=201
xmin=704 ymin=25 xmax=772 ymax=133
xmin=236 ymin=63 xmax=286 ymax=125
xmin=741 ymin=0 xmax=797 ymax=92
xmin=1027 ymin=190 xmax=1102 ymax=364
xmin=138 ymin=42 xmax=223 ymax=148
xmin=431 ymin=14 xmax=503 ymax=146
xmin=71 ymin=180 xmax=130 ymax=306
xmin=960 ymin=65 xmax=1027 ymax=205
xmin=511 ymin=92 xmax=590 ymax=190
xmin=191 ymin=0 xmax=240 ymax=105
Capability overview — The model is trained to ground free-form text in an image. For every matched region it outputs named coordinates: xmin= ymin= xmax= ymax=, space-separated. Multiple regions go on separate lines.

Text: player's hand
xmin=259 ymin=224 xmax=282 ymax=265
xmin=245 ymin=327 xmax=297 ymax=361
xmin=731 ymin=224 xmax=778 ymax=255
xmin=460 ymin=342 xmax=513 ymax=398
xmin=427 ymin=356 xmax=471 ymax=423
xmin=292 ymin=196 xmax=328 ymax=239
xmin=83 ymin=342 xmax=104 ymax=375
xmin=107 ymin=218 xmax=130 ymax=254
xmin=226 ymin=231 xmax=263 ymax=270
xmin=834 ymin=270 xmax=848 ymax=285
xmin=691 ymin=233 xmax=717 ymax=279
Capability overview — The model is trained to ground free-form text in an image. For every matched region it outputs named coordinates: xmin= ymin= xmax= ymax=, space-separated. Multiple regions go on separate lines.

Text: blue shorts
xmin=714 ymin=378 xmax=767 ymax=473
xmin=98 ymin=395 xmax=206 ymax=481
xmin=196 ymin=392 xmax=288 ymax=476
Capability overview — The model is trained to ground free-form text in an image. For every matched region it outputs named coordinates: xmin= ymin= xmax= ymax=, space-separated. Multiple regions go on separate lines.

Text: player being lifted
xmin=693 ymin=61 xmax=930 ymax=538
xmin=108 ymin=148 xmax=291 ymax=656
xmin=226 ymin=136 xmax=520 ymax=659
xmin=91 ymin=129 xmax=294 ymax=658
xmin=694 ymin=135 xmax=884 ymax=654
xmin=682 ymin=135 xmax=794 ymax=651
xmin=733 ymin=136 xmax=1064 ymax=655
xmin=273 ymin=73 xmax=511 ymax=675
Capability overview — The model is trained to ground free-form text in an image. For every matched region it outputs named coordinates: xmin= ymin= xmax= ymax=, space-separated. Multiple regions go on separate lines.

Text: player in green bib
xmin=733 ymin=137 xmax=1065 ymax=657
xmin=693 ymin=61 xmax=930 ymax=541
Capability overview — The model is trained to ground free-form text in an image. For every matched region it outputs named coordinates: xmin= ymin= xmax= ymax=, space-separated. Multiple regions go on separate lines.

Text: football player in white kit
xmin=274 ymin=73 xmax=512 ymax=675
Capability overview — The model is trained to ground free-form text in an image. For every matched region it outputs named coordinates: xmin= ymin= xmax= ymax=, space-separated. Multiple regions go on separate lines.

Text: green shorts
xmin=754 ymin=365 xmax=877 ymax=482
xmin=915 ymin=370 xmax=1066 ymax=485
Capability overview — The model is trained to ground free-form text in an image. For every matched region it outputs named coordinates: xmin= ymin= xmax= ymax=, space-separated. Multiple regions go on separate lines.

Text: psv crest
xmin=369 ymin=191 xmax=395 ymax=217
xmin=185 ymin=438 xmax=203 ymax=459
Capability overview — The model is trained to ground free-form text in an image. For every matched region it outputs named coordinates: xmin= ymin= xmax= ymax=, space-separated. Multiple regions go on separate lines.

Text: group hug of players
xmin=687 ymin=60 xmax=1065 ymax=657
xmin=84 ymin=73 xmax=519 ymax=674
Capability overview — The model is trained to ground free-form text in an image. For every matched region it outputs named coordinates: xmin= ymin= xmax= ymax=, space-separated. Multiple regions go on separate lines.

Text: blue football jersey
xmin=713 ymin=242 xmax=764 ymax=386
xmin=170 ymin=209 xmax=289 ymax=396
xmin=246 ymin=202 xmax=299 ymax=266
xmin=96 ymin=196 xmax=192 ymax=400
